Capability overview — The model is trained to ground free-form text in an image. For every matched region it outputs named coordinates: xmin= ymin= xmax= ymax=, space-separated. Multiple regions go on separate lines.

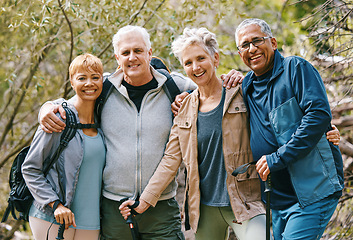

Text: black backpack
xmin=1 ymin=102 xmax=90 ymax=222
xmin=95 ymin=57 xmax=182 ymax=121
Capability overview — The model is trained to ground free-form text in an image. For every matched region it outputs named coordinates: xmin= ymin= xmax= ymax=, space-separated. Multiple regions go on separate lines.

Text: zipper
xmin=135 ymin=87 xmax=162 ymax=197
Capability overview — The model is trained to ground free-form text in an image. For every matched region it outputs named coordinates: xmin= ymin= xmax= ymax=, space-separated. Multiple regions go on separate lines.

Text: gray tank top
xmin=197 ymin=89 xmax=230 ymax=206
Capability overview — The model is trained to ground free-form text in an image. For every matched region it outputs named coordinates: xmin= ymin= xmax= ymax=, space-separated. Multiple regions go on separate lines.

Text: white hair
xmin=235 ymin=18 xmax=273 ymax=46
xmin=171 ymin=27 xmax=219 ymax=64
xmin=112 ymin=25 xmax=151 ymax=55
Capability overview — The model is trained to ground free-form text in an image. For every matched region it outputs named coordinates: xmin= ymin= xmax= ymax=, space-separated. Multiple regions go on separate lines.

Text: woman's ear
xmin=214 ymin=52 xmax=220 ymax=68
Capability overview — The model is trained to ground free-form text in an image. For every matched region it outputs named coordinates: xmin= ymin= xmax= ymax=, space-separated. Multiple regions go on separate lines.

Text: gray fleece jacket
xmin=101 ymin=67 xmax=196 ymax=201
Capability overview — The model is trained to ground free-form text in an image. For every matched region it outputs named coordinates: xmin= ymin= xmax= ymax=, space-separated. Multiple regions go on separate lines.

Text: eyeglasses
xmin=237 ymin=37 xmax=272 ymax=53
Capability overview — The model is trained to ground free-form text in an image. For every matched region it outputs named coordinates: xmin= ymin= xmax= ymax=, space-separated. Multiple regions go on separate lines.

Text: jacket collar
xmin=242 ymin=49 xmax=284 ymax=96
xmin=188 ymin=84 xmax=241 ymax=115
xmin=108 ymin=65 xmax=168 ymax=98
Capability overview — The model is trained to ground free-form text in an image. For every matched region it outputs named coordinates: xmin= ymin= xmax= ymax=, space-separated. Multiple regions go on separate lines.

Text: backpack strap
xmin=1 ymin=200 xmax=16 ymax=222
xmin=76 ymin=123 xmax=99 ymax=129
xmin=94 ymin=59 xmax=181 ymax=122
xmin=157 ymin=69 xmax=181 ymax=103
xmin=42 ymin=102 xmax=78 ymax=176
xmin=95 ymin=76 xmax=114 ymax=123
xmin=150 ymin=56 xmax=182 ymax=103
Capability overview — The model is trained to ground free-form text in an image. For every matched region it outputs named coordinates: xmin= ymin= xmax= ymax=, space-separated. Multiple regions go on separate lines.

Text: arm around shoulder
xmin=38 ymin=98 xmax=67 ymax=133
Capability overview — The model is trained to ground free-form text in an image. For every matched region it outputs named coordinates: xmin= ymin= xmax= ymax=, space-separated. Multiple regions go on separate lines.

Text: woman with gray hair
xmin=120 ymin=27 xmax=267 ymax=240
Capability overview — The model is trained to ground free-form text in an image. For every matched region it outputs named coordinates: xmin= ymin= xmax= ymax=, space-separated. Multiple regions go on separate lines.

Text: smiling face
xmin=181 ymin=44 xmax=219 ymax=87
xmin=70 ymin=69 xmax=103 ymax=103
xmin=237 ymin=24 xmax=277 ymax=76
xmin=115 ymin=31 xmax=153 ymax=84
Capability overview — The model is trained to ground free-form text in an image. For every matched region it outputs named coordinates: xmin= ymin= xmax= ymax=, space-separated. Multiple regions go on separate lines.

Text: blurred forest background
xmin=0 ymin=0 xmax=352 ymax=239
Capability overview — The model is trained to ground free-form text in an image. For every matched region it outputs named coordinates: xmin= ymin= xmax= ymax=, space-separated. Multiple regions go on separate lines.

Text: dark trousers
xmin=100 ymin=197 xmax=185 ymax=240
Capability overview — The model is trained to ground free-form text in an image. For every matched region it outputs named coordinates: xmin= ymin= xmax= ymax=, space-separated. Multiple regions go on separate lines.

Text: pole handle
xmin=56 ymin=220 xmax=65 ymax=240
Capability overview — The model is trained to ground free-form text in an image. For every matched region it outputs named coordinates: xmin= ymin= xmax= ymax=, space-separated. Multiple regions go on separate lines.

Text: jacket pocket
xmin=236 ymin=165 xmax=261 ymax=202
xmin=269 ymin=97 xmax=303 ymax=145
xmin=227 ymin=101 xmax=247 ymax=114
xmin=176 ymin=116 xmax=192 ymax=129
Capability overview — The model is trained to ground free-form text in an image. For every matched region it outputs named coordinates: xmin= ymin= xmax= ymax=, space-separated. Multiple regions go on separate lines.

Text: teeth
xmin=84 ymin=90 xmax=96 ymax=93
xmin=250 ymin=55 xmax=262 ymax=60
xmin=130 ymin=64 xmax=139 ymax=68
xmin=195 ymin=71 xmax=205 ymax=77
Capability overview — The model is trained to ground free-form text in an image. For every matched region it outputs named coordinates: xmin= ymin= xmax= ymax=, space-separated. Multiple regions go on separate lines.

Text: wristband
xmin=128 ymin=201 xmax=140 ymax=215
xmin=52 ymin=200 xmax=61 ymax=211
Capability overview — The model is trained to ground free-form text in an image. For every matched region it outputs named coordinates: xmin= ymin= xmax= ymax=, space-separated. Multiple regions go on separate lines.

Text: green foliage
xmin=1 ymin=0 xmax=351 ymax=238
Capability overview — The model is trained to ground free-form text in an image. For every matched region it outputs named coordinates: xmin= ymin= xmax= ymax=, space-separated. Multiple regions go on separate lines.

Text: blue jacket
xmin=243 ymin=50 xmax=344 ymax=207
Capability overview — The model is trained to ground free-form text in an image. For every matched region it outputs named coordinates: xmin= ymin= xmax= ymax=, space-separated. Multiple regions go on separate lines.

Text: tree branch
xmin=332 ymin=116 xmax=353 ymax=128
xmin=0 ymin=29 xmax=59 ymax=148
xmin=57 ymin=0 xmax=74 ymax=98
xmin=98 ymin=0 xmax=150 ymax=59
xmin=143 ymin=0 xmax=166 ymax=27
xmin=339 ymin=138 xmax=353 ymax=158
xmin=322 ymin=74 xmax=353 ymax=83
xmin=0 ymin=128 xmax=35 ymax=169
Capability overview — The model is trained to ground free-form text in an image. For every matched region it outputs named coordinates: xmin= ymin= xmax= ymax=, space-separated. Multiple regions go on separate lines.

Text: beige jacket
xmin=141 ymin=85 xmax=265 ymax=233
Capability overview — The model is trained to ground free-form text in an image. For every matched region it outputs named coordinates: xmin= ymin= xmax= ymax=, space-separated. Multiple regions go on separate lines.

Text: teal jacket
xmin=243 ymin=50 xmax=344 ymax=207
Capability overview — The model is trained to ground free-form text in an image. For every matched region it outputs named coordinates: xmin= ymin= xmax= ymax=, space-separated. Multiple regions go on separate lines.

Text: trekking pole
xmin=56 ymin=220 xmax=65 ymax=240
xmin=232 ymin=162 xmax=272 ymax=240
xmin=121 ymin=198 xmax=141 ymax=240
xmin=126 ymin=215 xmax=140 ymax=240
xmin=264 ymin=174 xmax=272 ymax=240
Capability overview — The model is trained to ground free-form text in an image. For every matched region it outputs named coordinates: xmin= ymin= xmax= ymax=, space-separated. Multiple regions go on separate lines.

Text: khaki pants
xmin=29 ymin=216 xmax=100 ymax=240
xmin=195 ymin=204 xmax=267 ymax=240
xmin=100 ymin=197 xmax=184 ymax=240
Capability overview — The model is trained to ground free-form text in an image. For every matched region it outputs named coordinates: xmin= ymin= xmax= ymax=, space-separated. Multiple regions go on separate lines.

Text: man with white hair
xmin=39 ymin=25 xmax=197 ymax=240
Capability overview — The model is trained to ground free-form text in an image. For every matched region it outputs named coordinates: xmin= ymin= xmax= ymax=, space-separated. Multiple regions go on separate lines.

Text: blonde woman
xmin=22 ymin=54 xmax=106 ymax=240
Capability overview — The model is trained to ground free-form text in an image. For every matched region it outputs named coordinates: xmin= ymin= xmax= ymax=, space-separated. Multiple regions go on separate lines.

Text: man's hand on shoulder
xmin=171 ymin=92 xmax=190 ymax=117
xmin=326 ymin=125 xmax=340 ymax=146
xmin=220 ymin=69 xmax=244 ymax=89
xmin=39 ymin=103 xmax=66 ymax=133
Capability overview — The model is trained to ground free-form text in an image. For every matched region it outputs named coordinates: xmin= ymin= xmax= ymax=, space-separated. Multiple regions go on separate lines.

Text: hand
xmin=171 ymin=92 xmax=189 ymax=117
xmin=220 ymin=69 xmax=244 ymax=89
xmin=119 ymin=199 xmax=151 ymax=220
xmin=53 ymin=203 xmax=76 ymax=229
xmin=326 ymin=125 xmax=340 ymax=146
xmin=256 ymin=156 xmax=270 ymax=181
xmin=39 ymin=103 xmax=66 ymax=133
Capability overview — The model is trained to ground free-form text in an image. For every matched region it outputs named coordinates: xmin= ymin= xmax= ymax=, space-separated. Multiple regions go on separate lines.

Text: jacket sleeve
xmin=171 ymin=72 xmax=197 ymax=92
xmin=267 ymin=59 xmax=332 ymax=171
xmin=22 ymin=126 xmax=62 ymax=207
xmin=140 ymin=121 xmax=183 ymax=207
xmin=37 ymin=97 xmax=77 ymax=123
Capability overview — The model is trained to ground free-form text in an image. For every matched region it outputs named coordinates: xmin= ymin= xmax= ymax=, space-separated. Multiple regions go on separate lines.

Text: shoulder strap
xmin=95 ymin=76 xmax=113 ymax=123
xmin=42 ymin=102 xmax=78 ymax=176
xmin=94 ymin=64 xmax=181 ymax=121
xmin=158 ymin=69 xmax=181 ymax=103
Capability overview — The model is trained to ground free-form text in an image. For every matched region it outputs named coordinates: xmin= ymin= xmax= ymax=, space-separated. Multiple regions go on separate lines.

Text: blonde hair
xmin=69 ymin=53 xmax=103 ymax=80
xmin=171 ymin=27 xmax=219 ymax=64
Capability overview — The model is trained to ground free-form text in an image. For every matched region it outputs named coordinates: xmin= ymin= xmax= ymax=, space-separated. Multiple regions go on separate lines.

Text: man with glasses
xmin=234 ymin=18 xmax=344 ymax=239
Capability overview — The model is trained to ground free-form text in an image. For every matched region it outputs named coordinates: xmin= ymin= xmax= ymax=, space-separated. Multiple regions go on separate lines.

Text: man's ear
xmin=148 ymin=48 xmax=153 ymax=61
xmin=115 ymin=54 xmax=121 ymax=68
xmin=271 ymin=37 xmax=278 ymax=51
